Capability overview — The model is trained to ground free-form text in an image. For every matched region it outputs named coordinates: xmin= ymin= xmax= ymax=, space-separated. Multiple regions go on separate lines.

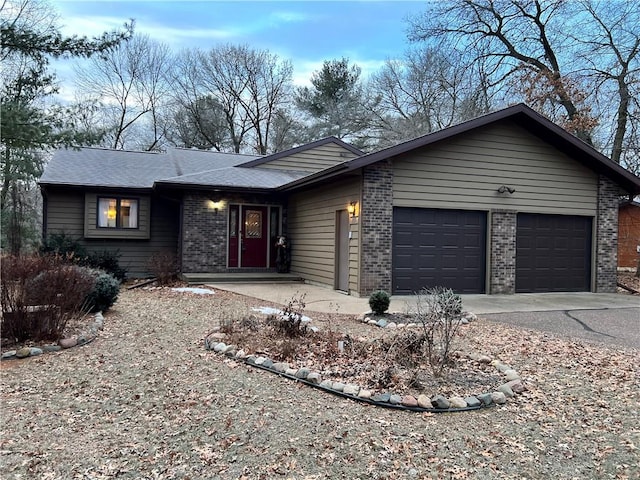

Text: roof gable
xmin=281 ymin=104 xmax=640 ymax=194
xmin=238 ymin=137 xmax=364 ymax=170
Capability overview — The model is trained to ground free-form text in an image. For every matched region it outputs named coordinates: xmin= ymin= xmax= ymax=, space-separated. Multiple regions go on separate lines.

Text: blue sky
xmin=53 ymin=0 xmax=428 ymax=85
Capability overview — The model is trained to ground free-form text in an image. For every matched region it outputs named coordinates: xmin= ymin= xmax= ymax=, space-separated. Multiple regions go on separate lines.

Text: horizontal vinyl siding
xmin=261 ymin=143 xmax=357 ymax=173
xmin=288 ymin=177 xmax=361 ymax=290
xmin=45 ymin=190 xmax=179 ymax=277
xmin=393 ymin=122 xmax=599 ymax=215
xmin=46 ymin=191 xmax=85 ymax=237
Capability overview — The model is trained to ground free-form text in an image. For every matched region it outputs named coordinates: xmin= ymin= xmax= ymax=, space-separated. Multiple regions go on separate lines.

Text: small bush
xmin=148 ymin=251 xmax=179 ymax=285
xmin=268 ymin=293 xmax=308 ymax=337
xmin=369 ymin=290 xmax=390 ymax=315
xmin=414 ymin=286 xmax=463 ymax=377
xmin=40 ymin=234 xmax=126 ymax=281
xmin=40 ymin=233 xmax=87 ymax=258
xmin=85 ymin=250 xmax=126 ymax=281
xmin=84 ymin=271 xmax=120 ymax=313
xmin=1 ymin=255 xmax=95 ymax=342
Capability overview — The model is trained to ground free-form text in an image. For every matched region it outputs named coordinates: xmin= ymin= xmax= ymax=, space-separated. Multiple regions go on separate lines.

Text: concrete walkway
xmin=208 ymin=282 xmax=640 ymax=315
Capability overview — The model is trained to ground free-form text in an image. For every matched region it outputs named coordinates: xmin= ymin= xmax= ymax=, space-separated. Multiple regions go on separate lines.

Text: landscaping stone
xmin=246 ymin=355 xmax=257 ymax=364
xmin=468 ymin=352 xmax=481 ymax=361
xmin=295 ymin=368 xmax=311 ymax=379
xmin=284 ymin=368 xmax=298 ymax=376
xmin=477 ymin=393 xmax=493 ymax=406
xmin=235 ymin=349 xmax=246 ymax=359
xmin=306 ymin=372 xmax=322 ymax=385
xmin=213 ymin=342 xmax=227 ymax=352
xmin=272 ymin=362 xmax=289 ymax=373
xmin=319 ymin=380 xmax=333 ymax=389
xmin=506 ymin=379 xmax=527 ymax=393
xmin=77 ymin=334 xmax=94 ymax=345
xmin=58 ymin=338 xmax=77 ymax=349
xmin=208 ymin=332 xmax=226 ymax=341
xmin=495 ymin=363 xmax=512 ymax=373
xmin=401 ymin=395 xmax=418 ymax=407
xmin=223 ymin=344 xmax=236 ymax=354
xmin=376 ymin=319 xmax=388 ymax=328
xmin=431 ymin=394 xmax=450 ymax=409
xmin=491 ymin=392 xmax=507 ymax=404
xmin=254 ymin=356 xmax=266 ymax=366
xmin=261 ymin=359 xmax=274 ymax=369
xmin=504 ymin=369 xmax=520 ymax=381
xmin=406 ymin=323 xmax=417 ymax=328
xmin=1 ymin=350 xmax=16 ymax=359
xmin=358 ymin=389 xmax=372 ymax=399
xmin=309 ymin=326 xmax=320 ymax=333
xmin=343 ymin=384 xmax=360 ymax=396
xmin=464 ymin=396 xmax=481 ymax=408
xmin=448 ymin=396 xmax=468 ymax=409
xmin=372 ymin=392 xmax=391 ymax=403
xmin=331 ymin=382 xmax=346 ymax=392
xmin=386 ymin=322 xmax=397 ymax=329
xmin=477 ymin=355 xmax=492 ymax=364
xmin=389 ymin=394 xmax=403 ymax=405
xmin=15 ymin=347 xmax=31 ymax=358
xmin=224 ymin=349 xmax=237 ymax=358
xmin=498 ymin=384 xmax=515 ymax=398
xmin=368 ymin=320 xmax=378 ymax=325
xmin=417 ymin=394 xmax=431 ymax=409
xmin=29 ymin=347 xmax=43 ymax=356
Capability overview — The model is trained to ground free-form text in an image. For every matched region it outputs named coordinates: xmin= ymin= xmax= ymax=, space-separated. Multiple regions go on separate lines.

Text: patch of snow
xmin=171 ymin=287 xmax=215 ymax=295
xmin=252 ymin=306 xmax=312 ymax=322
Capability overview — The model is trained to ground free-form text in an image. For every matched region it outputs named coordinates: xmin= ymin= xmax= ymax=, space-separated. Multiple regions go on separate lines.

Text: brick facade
xmin=490 ymin=210 xmax=517 ymax=294
xmin=181 ymin=194 xmax=228 ymax=272
xmin=181 ymin=193 xmax=285 ymax=273
xmin=359 ymin=160 xmax=393 ymax=296
xmin=596 ymin=175 xmax=620 ymax=292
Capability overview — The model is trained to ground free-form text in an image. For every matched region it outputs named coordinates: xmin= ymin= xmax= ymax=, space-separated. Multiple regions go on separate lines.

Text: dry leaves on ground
xmin=0 ymin=287 xmax=638 ymax=479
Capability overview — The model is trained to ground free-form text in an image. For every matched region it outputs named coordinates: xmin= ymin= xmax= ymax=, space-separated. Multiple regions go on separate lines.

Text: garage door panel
xmin=516 ymin=213 xmax=591 ymax=293
xmin=393 ymin=208 xmax=487 ymax=295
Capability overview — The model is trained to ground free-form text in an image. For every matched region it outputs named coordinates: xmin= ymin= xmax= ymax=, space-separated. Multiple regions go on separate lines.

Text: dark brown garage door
xmin=393 ymin=208 xmax=487 ymax=295
xmin=516 ymin=213 xmax=592 ymax=293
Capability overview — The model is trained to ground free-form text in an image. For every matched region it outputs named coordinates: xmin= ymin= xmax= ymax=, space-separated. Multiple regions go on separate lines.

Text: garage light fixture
xmin=497 ymin=185 xmax=516 ymax=195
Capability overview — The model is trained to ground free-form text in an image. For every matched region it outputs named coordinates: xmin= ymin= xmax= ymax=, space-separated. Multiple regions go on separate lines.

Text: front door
xmin=241 ymin=206 xmax=268 ymax=267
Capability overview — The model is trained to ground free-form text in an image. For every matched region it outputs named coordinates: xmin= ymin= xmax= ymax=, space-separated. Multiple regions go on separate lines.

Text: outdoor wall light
xmin=206 ymin=199 xmax=223 ymax=213
xmin=348 ymin=201 xmax=358 ymax=218
xmin=497 ymin=185 xmax=516 ymax=194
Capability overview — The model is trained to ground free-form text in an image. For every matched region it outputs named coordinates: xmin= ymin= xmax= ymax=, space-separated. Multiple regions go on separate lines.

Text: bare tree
xmin=169 ymin=45 xmax=293 ymax=154
xmin=74 ymin=34 xmax=172 ymax=150
xmin=409 ymin=0 xmax=595 ymax=143
xmin=575 ymin=0 xmax=639 ymax=166
xmin=409 ymin=0 xmax=640 ymax=171
xmin=371 ymin=46 xmax=493 ymax=146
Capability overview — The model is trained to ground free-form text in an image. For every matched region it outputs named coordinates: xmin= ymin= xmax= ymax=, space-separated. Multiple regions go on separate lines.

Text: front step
xmin=183 ymin=272 xmax=304 ymax=284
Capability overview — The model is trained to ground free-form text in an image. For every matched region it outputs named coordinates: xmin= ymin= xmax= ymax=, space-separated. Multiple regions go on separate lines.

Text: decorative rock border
xmin=361 ymin=310 xmax=478 ymax=329
xmin=1 ymin=312 xmax=105 ymax=361
xmin=205 ymin=319 xmax=527 ymax=413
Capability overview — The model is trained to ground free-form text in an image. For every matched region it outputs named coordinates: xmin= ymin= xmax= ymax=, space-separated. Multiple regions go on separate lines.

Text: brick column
xmin=595 ymin=175 xmax=620 ymax=292
xmin=359 ymin=160 xmax=393 ymax=296
xmin=490 ymin=210 xmax=517 ymax=294
xmin=181 ymin=194 xmax=228 ymax=273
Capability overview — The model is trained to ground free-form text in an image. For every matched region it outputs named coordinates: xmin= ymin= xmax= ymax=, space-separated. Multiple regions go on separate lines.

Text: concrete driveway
xmin=210 ymin=282 xmax=640 ymax=349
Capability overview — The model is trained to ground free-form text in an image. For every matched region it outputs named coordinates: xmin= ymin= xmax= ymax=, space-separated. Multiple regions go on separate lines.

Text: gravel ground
xmin=1 ymin=287 xmax=639 ymax=479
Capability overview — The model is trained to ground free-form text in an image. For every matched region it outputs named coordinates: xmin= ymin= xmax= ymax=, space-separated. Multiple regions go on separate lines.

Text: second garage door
xmin=392 ymin=208 xmax=487 ymax=295
xmin=516 ymin=213 xmax=592 ymax=293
